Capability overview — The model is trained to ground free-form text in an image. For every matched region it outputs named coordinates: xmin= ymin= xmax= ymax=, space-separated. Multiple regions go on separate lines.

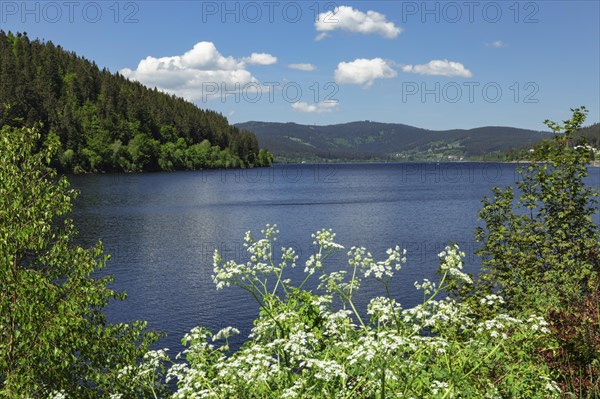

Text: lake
xmin=69 ymin=163 xmax=600 ymax=352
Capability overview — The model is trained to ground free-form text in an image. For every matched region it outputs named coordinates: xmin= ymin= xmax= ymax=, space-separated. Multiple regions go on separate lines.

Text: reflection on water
xmin=69 ymin=163 xmax=600 ymax=351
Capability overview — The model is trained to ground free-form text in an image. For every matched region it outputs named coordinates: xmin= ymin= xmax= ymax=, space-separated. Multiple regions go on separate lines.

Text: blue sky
xmin=2 ymin=1 xmax=599 ymax=130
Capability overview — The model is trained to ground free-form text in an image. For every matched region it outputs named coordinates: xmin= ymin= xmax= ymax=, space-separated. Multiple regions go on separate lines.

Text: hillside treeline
xmin=0 ymin=31 xmax=272 ymax=172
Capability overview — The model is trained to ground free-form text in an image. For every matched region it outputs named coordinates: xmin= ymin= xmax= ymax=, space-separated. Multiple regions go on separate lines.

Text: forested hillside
xmin=237 ymin=120 xmax=554 ymax=162
xmin=0 ymin=31 xmax=272 ymax=172
xmin=575 ymin=123 xmax=600 ymax=147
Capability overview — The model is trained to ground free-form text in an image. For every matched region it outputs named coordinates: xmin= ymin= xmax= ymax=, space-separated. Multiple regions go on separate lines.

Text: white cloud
xmin=120 ymin=42 xmax=276 ymax=101
xmin=292 ymin=101 xmax=339 ymax=113
xmin=242 ymin=52 xmax=278 ymax=65
xmin=288 ymin=63 xmax=317 ymax=71
xmin=315 ymin=32 xmax=329 ymax=41
xmin=402 ymin=60 xmax=473 ymax=78
xmin=334 ymin=58 xmax=397 ymax=88
xmin=485 ymin=40 xmax=507 ymax=48
xmin=315 ymin=6 xmax=402 ymax=40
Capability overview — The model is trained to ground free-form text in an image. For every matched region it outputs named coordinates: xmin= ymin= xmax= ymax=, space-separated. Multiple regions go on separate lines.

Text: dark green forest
xmin=237 ymin=120 xmax=557 ymax=162
xmin=0 ymin=31 xmax=273 ymax=172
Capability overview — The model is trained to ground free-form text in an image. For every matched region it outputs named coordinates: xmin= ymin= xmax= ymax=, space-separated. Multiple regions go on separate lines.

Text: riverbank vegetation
xmin=0 ymin=108 xmax=598 ymax=397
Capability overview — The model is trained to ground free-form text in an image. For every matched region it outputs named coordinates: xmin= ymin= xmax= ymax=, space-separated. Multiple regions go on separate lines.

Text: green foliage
xmin=449 ymin=107 xmax=600 ymax=397
xmin=459 ymin=107 xmax=599 ymax=311
xmin=542 ymin=279 xmax=600 ymax=397
xmin=164 ymin=226 xmax=560 ymax=398
xmin=0 ymin=124 xmax=166 ymax=397
xmin=127 ymin=133 xmax=160 ymax=172
xmin=159 ymin=138 xmax=188 ymax=171
xmin=257 ymin=149 xmax=274 ymax=167
xmin=503 ymin=122 xmax=600 ymax=162
xmin=0 ymin=31 xmax=273 ymax=173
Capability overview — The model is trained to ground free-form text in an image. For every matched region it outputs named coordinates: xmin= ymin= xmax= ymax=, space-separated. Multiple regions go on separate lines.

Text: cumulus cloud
xmin=485 ymin=40 xmax=507 ymax=48
xmin=288 ymin=63 xmax=317 ymax=71
xmin=334 ymin=58 xmax=397 ymax=88
xmin=242 ymin=52 xmax=278 ymax=65
xmin=120 ymin=42 xmax=276 ymax=101
xmin=401 ymin=60 xmax=473 ymax=78
xmin=291 ymin=101 xmax=339 ymax=113
xmin=315 ymin=5 xmax=402 ymax=40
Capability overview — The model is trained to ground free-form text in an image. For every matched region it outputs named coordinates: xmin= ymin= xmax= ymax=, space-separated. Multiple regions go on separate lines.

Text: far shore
xmin=273 ymin=159 xmax=600 ymax=167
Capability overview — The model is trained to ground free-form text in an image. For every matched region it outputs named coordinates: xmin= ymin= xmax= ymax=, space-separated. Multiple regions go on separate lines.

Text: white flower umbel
xmin=312 ymin=228 xmax=344 ymax=251
xmin=438 ymin=245 xmax=473 ymax=285
xmin=213 ymin=326 xmax=240 ymax=342
xmin=367 ymin=297 xmax=402 ymax=326
xmin=348 ymin=246 xmax=406 ymax=280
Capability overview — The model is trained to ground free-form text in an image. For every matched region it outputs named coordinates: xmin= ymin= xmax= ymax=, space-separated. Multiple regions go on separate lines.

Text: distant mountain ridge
xmin=237 ymin=120 xmax=555 ymax=162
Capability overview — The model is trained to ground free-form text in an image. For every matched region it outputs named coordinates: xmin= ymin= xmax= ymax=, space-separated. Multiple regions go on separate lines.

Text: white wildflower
xmin=431 ymin=380 xmax=449 ymax=395
xmin=527 ymin=315 xmax=550 ymax=334
xmin=213 ymin=326 xmax=240 ymax=341
xmin=313 ymin=228 xmax=344 ymax=250
xmin=367 ymin=297 xmax=402 ymax=324
xmin=414 ymin=278 xmax=436 ymax=295
xmin=304 ymin=253 xmax=323 ymax=275
xmin=439 ymin=244 xmax=473 ymax=284
xmin=480 ymin=294 xmax=505 ymax=306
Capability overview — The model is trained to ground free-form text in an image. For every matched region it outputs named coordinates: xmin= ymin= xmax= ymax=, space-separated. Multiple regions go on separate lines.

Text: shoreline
xmin=65 ymin=160 xmax=600 ymax=176
xmin=272 ymin=160 xmax=600 ymax=167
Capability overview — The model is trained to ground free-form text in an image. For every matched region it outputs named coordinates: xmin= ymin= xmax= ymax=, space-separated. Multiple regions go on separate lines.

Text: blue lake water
xmin=69 ymin=163 xmax=600 ymax=352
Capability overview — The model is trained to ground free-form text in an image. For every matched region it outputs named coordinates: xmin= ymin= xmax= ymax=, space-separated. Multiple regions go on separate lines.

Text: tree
xmin=462 ymin=107 xmax=599 ymax=311
xmin=257 ymin=149 xmax=274 ymax=167
xmin=127 ymin=133 xmax=159 ymax=171
xmin=448 ymin=107 xmax=599 ymax=396
xmin=0 ymin=124 xmax=166 ymax=397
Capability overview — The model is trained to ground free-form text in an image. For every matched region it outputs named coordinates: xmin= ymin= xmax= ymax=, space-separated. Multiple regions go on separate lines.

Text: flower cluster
xmin=312 ymin=228 xmax=344 ymax=250
xmin=367 ymin=297 xmax=402 ymax=325
xmin=347 ymin=245 xmax=406 ymax=280
xmin=438 ymin=245 xmax=473 ymax=284
xmin=168 ymin=226 xmax=560 ymax=399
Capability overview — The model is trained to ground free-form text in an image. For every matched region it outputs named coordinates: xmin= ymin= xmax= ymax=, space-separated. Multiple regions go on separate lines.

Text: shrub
xmin=0 ymin=124 xmax=166 ymax=398
xmin=449 ymin=107 xmax=600 ymax=397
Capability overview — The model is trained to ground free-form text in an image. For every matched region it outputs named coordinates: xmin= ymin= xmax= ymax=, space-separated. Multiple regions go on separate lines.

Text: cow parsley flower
xmin=348 ymin=245 xmax=406 ymax=280
xmin=439 ymin=244 xmax=473 ymax=284
xmin=367 ymin=297 xmax=402 ymax=325
xmin=480 ymin=294 xmax=505 ymax=306
xmin=213 ymin=326 xmax=240 ymax=341
xmin=313 ymin=228 xmax=344 ymax=250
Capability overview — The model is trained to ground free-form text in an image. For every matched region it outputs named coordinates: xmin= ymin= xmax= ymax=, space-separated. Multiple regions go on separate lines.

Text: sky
xmin=1 ymin=0 xmax=599 ymax=130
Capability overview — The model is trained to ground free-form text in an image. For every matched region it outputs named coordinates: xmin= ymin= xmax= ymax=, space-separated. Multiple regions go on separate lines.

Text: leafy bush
xmin=449 ymin=107 xmax=600 ymax=397
xmin=0 ymin=124 xmax=166 ymax=398
xmin=542 ymin=280 xmax=600 ymax=397
xmin=454 ymin=107 xmax=598 ymax=311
